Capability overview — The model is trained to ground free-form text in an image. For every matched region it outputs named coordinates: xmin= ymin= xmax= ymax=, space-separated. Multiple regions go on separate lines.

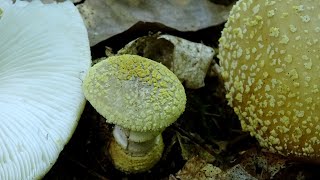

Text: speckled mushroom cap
xmin=83 ymin=54 xmax=186 ymax=132
xmin=0 ymin=0 xmax=91 ymax=179
xmin=219 ymin=0 xmax=320 ymax=158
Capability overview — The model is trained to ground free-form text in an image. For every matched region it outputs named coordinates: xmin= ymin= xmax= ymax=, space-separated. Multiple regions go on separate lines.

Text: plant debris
xmin=76 ymin=0 xmax=232 ymax=46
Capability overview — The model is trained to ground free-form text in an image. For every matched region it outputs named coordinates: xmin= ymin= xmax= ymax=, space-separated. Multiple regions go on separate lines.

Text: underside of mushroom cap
xmin=219 ymin=0 xmax=320 ymax=159
xmin=83 ymin=54 xmax=186 ymax=132
xmin=0 ymin=0 xmax=91 ymax=179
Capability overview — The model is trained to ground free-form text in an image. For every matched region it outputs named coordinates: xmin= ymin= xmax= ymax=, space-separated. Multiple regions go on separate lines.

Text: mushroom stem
xmin=113 ymin=125 xmax=162 ymax=156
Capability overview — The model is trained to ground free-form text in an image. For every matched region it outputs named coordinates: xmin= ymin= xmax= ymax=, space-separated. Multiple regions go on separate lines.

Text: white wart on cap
xmin=219 ymin=0 xmax=320 ymax=159
xmin=0 ymin=0 xmax=91 ymax=179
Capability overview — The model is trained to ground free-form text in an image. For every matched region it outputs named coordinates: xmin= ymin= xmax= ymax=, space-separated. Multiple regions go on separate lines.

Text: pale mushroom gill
xmin=0 ymin=0 xmax=91 ymax=179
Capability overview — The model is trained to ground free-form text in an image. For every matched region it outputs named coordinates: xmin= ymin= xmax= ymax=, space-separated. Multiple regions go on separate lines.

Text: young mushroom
xmin=219 ymin=0 xmax=320 ymax=160
xmin=83 ymin=54 xmax=186 ymax=173
xmin=0 ymin=0 xmax=91 ymax=179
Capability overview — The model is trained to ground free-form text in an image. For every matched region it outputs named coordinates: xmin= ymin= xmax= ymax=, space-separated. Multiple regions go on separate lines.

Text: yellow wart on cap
xmin=219 ymin=0 xmax=320 ymax=159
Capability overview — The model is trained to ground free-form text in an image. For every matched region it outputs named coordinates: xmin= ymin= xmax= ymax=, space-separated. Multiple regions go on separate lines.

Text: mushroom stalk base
xmin=113 ymin=125 xmax=161 ymax=156
xmin=109 ymin=135 xmax=164 ymax=173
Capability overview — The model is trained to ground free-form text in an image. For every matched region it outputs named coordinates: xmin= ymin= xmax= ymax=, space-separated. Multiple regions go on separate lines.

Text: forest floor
xmin=43 ymin=7 xmax=320 ymax=180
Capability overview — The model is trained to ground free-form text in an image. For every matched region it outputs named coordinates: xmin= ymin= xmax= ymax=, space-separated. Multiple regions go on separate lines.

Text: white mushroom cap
xmin=0 ymin=0 xmax=91 ymax=179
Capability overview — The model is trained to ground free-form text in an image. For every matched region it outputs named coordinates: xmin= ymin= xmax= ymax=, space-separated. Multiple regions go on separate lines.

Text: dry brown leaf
xmin=77 ymin=0 xmax=233 ymax=46
xmin=175 ymin=157 xmax=257 ymax=180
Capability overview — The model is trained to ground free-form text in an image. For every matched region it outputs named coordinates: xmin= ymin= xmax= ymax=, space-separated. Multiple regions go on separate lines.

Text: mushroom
xmin=218 ymin=0 xmax=320 ymax=159
xmin=83 ymin=54 xmax=186 ymax=173
xmin=0 ymin=0 xmax=90 ymax=179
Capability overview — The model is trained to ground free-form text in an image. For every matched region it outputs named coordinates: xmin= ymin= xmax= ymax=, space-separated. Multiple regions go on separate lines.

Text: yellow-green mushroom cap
xmin=219 ymin=0 xmax=320 ymax=159
xmin=83 ymin=54 xmax=186 ymax=132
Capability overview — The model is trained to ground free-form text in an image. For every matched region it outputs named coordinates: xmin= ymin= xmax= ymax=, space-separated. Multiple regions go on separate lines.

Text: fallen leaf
xmin=77 ymin=0 xmax=233 ymax=46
